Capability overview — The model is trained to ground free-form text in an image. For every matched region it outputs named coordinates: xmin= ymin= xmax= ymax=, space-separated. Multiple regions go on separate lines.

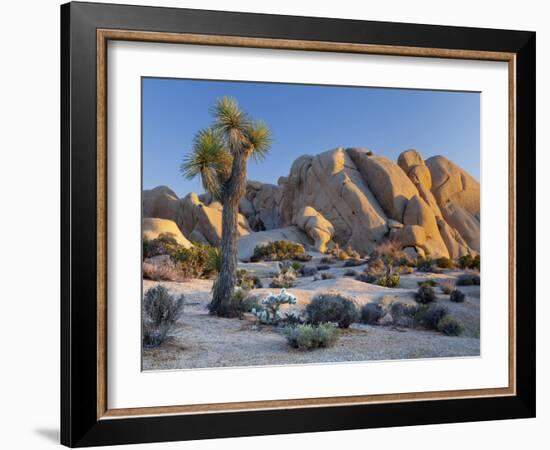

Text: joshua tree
xmin=181 ymin=97 xmax=272 ymax=316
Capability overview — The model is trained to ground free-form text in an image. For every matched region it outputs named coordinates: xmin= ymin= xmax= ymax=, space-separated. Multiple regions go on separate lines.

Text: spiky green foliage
xmin=212 ymin=96 xmax=251 ymax=152
xmin=180 ymin=128 xmax=232 ymax=200
xmin=246 ymin=120 xmax=272 ymax=161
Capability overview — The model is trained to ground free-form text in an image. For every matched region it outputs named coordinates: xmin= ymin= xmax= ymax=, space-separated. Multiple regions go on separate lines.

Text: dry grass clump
xmin=269 ymin=270 xmax=296 ymax=288
xmin=142 ymin=260 xmax=182 ymax=282
xmin=439 ymin=280 xmax=456 ymax=295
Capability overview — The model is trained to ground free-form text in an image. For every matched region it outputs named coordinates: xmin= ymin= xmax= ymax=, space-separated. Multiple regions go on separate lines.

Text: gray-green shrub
xmin=284 ymin=324 xmax=339 ymax=350
xmin=414 ymin=285 xmax=437 ymax=304
xmin=306 ymin=292 xmax=359 ymax=328
xmin=438 ymin=316 xmax=464 ymax=336
xmin=415 ymin=304 xmax=448 ymax=330
xmin=456 ymin=273 xmax=480 ymax=286
xmin=360 ymin=303 xmax=384 ymax=324
xmin=142 ymin=285 xmax=184 ymax=348
xmin=450 ymin=289 xmax=466 ymax=303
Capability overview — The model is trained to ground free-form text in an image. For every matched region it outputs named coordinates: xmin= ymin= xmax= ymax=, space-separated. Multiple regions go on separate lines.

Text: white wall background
xmin=0 ymin=1 xmax=546 ymax=449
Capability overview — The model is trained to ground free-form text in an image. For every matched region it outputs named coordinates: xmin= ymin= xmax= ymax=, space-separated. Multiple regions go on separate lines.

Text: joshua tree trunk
xmin=210 ymin=152 xmax=248 ymax=316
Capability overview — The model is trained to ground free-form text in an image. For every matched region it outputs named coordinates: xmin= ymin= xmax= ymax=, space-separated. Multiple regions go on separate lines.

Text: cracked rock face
xmin=293 ymin=206 xmax=334 ymax=253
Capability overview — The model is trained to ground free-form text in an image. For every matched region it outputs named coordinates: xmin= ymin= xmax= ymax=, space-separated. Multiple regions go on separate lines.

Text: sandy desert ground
xmin=142 ymin=260 xmax=480 ymax=371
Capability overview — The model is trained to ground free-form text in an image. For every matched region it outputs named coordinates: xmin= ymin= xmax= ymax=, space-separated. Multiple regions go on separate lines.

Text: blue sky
xmin=142 ymin=78 xmax=479 ymax=197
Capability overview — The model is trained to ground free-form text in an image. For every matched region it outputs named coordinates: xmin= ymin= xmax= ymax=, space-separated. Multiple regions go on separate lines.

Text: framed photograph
xmin=61 ymin=1 xmax=536 ymax=447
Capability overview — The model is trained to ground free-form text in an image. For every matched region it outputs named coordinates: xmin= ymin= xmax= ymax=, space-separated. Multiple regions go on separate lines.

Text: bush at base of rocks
xmin=306 ymin=292 xmax=359 ymax=328
xmin=284 ymin=323 xmax=339 ymax=350
xmin=458 ymin=254 xmax=480 ymax=270
xmin=251 ymin=240 xmax=307 ymax=262
xmin=170 ymin=243 xmax=220 ymax=279
xmin=436 ymin=257 xmax=455 ymax=269
xmin=416 ymin=257 xmax=435 ymax=272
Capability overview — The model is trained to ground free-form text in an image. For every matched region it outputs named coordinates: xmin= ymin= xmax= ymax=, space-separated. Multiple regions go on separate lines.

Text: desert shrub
xmin=142 ymin=285 xmax=184 ymax=348
xmin=436 ymin=257 xmax=455 ymax=269
xmin=414 ymin=285 xmax=437 ymax=304
xmin=370 ymin=239 xmax=406 ymax=263
xmin=236 ymin=269 xmax=262 ymax=290
xmin=375 ymin=274 xmax=401 ymax=288
xmin=306 ymin=292 xmax=359 ymax=328
xmin=280 ymin=311 xmax=304 ymax=326
xmin=397 ymin=265 xmax=414 ymax=275
xmin=320 ymin=256 xmax=336 ymax=264
xmin=252 ymin=289 xmax=297 ymax=325
xmin=251 ymin=240 xmax=306 ymax=262
xmin=458 ymin=254 xmax=480 ymax=270
xmin=343 ymin=258 xmax=363 ymax=267
xmin=450 ymin=289 xmax=466 ymax=303
xmin=416 ymin=257 xmax=435 ymax=272
xmin=344 ymin=268 xmax=358 ymax=277
xmin=344 ymin=246 xmax=361 ymax=259
xmin=390 ymin=302 xmax=418 ymax=321
xmin=439 ymin=280 xmax=455 ymax=295
xmin=300 ymin=265 xmax=318 ymax=277
xmin=291 ymin=261 xmax=303 ymax=272
xmin=320 ymin=271 xmax=335 ymax=280
xmin=437 ymin=316 xmax=464 ymax=336
xmin=269 ymin=270 xmax=296 ymax=289
xmin=142 ymin=259 xmax=182 ymax=282
xmin=284 ymin=323 xmax=339 ymax=350
xmin=456 ymin=273 xmax=481 ymax=286
xmin=418 ymin=279 xmax=438 ymax=287
xmin=415 ymin=304 xmax=448 ymax=330
xmin=328 ymin=244 xmax=360 ymax=260
xmin=143 ymin=233 xmax=182 ymax=258
xmin=360 ymin=303 xmax=385 ymax=324
xmin=143 ymin=237 xmax=150 ymax=260
xmin=317 ymin=264 xmax=331 ymax=271
xmin=170 ymin=243 xmax=220 ymax=279
xmin=234 ymin=292 xmax=263 ymax=314
xmin=355 ymin=273 xmax=377 ymax=284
